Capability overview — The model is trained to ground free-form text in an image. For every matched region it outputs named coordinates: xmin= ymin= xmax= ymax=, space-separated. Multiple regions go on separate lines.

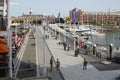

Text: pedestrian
xmin=56 ymin=58 xmax=60 ymax=71
xmin=50 ymin=56 xmax=53 ymax=71
xmin=63 ymin=42 xmax=67 ymax=50
xmin=84 ymin=45 xmax=88 ymax=55
xmin=0 ymin=18 xmax=6 ymax=28
xmin=83 ymin=57 xmax=88 ymax=70
xmin=75 ymin=40 xmax=78 ymax=47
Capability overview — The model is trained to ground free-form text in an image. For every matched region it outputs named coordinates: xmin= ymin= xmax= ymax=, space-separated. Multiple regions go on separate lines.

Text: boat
xmin=75 ymin=25 xmax=105 ymax=36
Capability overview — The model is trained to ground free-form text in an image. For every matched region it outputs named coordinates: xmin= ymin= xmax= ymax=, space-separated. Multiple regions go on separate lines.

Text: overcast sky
xmin=10 ymin=0 xmax=120 ymax=17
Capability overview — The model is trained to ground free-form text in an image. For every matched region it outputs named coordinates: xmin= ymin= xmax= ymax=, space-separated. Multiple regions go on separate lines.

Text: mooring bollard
xmin=109 ymin=43 xmax=113 ymax=60
xmin=93 ymin=44 xmax=96 ymax=55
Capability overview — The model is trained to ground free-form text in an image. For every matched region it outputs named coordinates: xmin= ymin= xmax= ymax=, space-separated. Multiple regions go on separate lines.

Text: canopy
xmin=0 ymin=43 xmax=9 ymax=53
xmin=0 ymin=38 xmax=7 ymax=44
xmin=11 ymin=23 xmax=20 ymax=26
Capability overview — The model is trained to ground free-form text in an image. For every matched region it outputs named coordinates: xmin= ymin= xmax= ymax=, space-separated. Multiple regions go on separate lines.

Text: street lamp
xmin=6 ymin=0 xmax=13 ymax=77
xmin=43 ymin=17 xmax=47 ymax=75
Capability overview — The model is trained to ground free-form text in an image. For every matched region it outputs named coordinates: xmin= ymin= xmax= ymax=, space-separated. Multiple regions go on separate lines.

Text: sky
xmin=10 ymin=0 xmax=120 ymax=17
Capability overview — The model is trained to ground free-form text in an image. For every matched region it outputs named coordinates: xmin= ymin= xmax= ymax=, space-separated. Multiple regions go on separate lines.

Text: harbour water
xmin=90 ymin=31 xmax=120 ymax=48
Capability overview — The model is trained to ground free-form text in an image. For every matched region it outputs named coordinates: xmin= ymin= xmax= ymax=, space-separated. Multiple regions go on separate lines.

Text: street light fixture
xmin=6 ymin=0 xmax=13 ymax=77
xmin=43 ymin=16 xmax=47 ymax=75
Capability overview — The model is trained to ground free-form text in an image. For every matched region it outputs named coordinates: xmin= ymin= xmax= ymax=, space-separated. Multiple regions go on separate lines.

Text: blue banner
xmin=47 ymin=16 xmax=50 ymax=23
xmin=72 ymin=8 xmax=76 ymax=24
xmin=58 ymin=12 xmax=60 ymax=23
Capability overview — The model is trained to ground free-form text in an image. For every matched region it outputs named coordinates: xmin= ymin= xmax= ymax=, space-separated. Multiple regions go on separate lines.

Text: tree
xmin=32 ymin=20 xmax=36 ymax=24
xmin=11 ymin=20 xmax=15 ymax=23
xmin=37 ymin=20 xmax=42 ymax=24
xmin=60 ymin=18 xmax=65 ymax=23
xmin=93 ymin=20 xmax=98 ymax=26
xmin=16 ymin=20 xmax=20 ymax=23
xmin=111 ymin=21 xmax=115 ymax=26
xmin=56 ymin=18 xmax=65 ymax=23
xmin=107 ymin=21 xmax=111 ymax=25
xmin=19 ymin=20 xmax=24 ymax=23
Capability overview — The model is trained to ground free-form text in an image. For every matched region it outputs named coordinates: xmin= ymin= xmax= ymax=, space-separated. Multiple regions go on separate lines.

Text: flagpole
xmin=58 ymin=12 xmax=60 ymax=27
xmin=72 ymin=8 xmax=77 ymax=53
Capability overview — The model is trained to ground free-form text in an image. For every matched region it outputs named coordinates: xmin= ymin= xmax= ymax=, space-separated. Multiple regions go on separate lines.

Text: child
xmin=83 ymin=57 xmax=88 ymax=70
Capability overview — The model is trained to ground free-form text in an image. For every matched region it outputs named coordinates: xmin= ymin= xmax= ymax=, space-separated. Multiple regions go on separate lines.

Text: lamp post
xmin=43 ymin=17 xmax=47 ymax=75
xmin=7 ymin=0 xmax=13 ymax=77
xmin=43 ymin=25 xmax=46 ymax=66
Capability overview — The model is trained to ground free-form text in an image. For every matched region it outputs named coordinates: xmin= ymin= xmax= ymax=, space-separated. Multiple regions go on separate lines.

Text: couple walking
xmin=50 ymin=56 xmax=60 ymax=72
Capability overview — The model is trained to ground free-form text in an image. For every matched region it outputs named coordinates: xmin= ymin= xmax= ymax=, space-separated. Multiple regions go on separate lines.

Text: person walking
xmin=63 ymin=42 xmax=67 ymax=50
xmin=56 ymin=58 xmax=60 ymax=71
xmin=84 ymin=45 xmax=88 ymax=55
xmin=50 ymin=56 xmax=53 ymax=72
xmin=83 ymin=57 xmax=88 ymax=70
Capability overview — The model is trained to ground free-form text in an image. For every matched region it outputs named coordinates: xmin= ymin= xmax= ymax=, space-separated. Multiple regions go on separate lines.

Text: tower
xmin=29 ymin=8 xmax=33 ymax=15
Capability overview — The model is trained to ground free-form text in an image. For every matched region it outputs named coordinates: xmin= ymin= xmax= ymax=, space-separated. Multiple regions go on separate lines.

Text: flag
xmin=52 ymin=16 xmax=54 ymax=23
xmin=72 ymin=8 xmax=76 ymax=24
xmin=47 ymin=16 xmax=50 ymax=23
xmin=57 ymin=12 xmax=60 ymax=23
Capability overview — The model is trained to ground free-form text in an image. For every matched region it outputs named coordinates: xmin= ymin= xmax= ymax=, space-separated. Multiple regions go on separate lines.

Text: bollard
xmin=93 ymin=44 xmax=96 ymax=55
xmin=109 ymin=43 xmax=113 ymax=60
xmin=75 ymin=50 xmax=78 ymax=57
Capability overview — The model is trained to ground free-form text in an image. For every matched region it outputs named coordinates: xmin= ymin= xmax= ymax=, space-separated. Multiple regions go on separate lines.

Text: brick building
xmin=68 ymin=8 xmax=120 ymax=26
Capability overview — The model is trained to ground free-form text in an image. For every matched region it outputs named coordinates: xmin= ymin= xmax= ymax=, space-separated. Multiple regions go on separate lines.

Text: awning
xmin=0 ymin=38 xmax=7 ymax=44
xmin=0 ymin=43 xmax=9 ymax=54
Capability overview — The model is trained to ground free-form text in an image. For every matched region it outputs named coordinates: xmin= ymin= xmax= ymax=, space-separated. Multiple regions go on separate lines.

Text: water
xmin=90 ymin=31 xmax=120 ymax=48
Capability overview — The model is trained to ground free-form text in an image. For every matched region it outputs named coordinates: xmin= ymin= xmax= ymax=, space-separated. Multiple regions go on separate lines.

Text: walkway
xmin=15 ymin=27 xmax=63 ymax=80
xmin=16 ymin=31 xmax=36 ymax=78
xmin=39 ymin=26 xmax=120 ymax=80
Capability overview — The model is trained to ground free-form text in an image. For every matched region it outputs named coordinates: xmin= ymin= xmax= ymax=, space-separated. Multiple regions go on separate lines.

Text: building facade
xmin=69 ymin=8 xmax=120 ymax=26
